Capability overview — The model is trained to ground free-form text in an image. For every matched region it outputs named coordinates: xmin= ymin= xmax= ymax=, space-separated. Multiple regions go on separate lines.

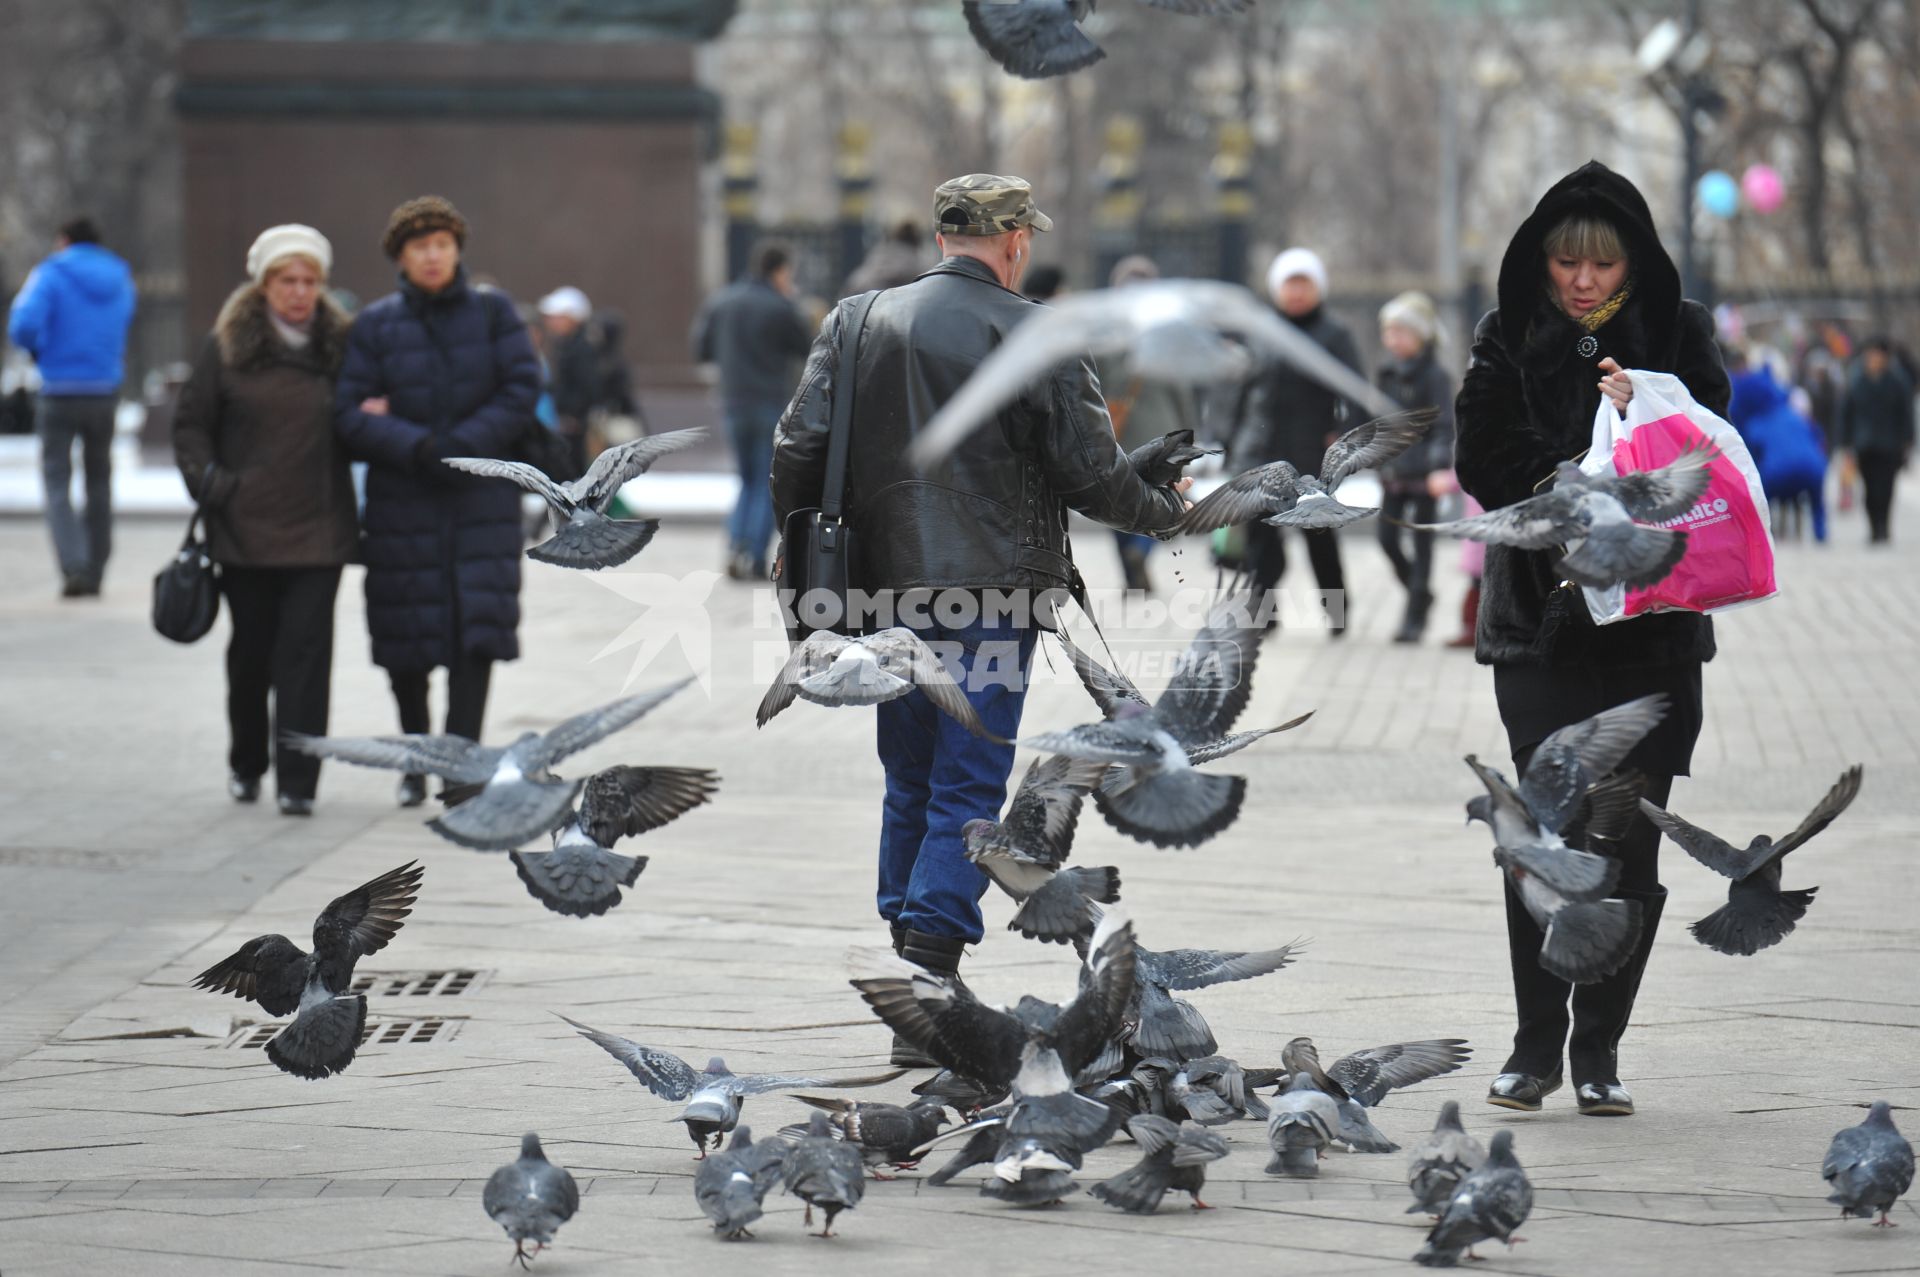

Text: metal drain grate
xmin=348 ymin=969 xmax=488 ymax=998
xmin=224 ymin=1017 xmax=462 ymax=1050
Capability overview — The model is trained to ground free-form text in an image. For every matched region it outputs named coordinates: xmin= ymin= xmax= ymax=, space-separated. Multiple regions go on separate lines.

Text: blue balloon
xmin=1697 ymin=170 xmax=1739 ymax=219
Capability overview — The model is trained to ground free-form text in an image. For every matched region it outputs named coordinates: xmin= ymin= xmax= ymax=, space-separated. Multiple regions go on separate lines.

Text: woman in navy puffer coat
xmin=334 ymin=196 xmax=540 ymax=804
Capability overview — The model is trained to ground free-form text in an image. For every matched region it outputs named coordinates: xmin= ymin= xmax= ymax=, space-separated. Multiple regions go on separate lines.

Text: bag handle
xmin=821 ymin=291 xmax=878 ymax=522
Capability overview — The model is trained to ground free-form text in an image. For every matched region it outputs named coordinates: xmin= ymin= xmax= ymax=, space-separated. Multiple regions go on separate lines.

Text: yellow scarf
xmin=1574 ymin=282 xmax=1632 ymax=332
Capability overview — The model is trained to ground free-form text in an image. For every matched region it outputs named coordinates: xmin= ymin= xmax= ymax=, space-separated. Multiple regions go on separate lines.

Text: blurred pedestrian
xmin=1372 ymin=290 xmax=1454 ymax=643
xmin=1839 ymin=336 xmax=1914 ymax=545
xmin=1021 ymin=263 xmax=1066 ymax=303
xmin=1728 ymin=355 xmax=1828 ymax=543
xmin=1099 ymin=254 xmax=1197 ymax=592
xmin=691 ymin=240 xmax=813 ymax=580
xmin=6 ymin=216 xmax=137 ymax=597
xmin=845 ymin=219 xmax=931 ymax=294
xmin=173 ymin=224 xmax=358 ymax=816
xmin=1455 ymin=161 xmax=1729 ymax=1118
xmin=1229 ymin=247 xmax=1364 ymax=636
xmin=537 ymin=285 xmax=598 ymax=474
xmin=770 ymin=174 xmax=1188 ymax=1065
xmin=335 ymin=195 xmax=540 ymax=807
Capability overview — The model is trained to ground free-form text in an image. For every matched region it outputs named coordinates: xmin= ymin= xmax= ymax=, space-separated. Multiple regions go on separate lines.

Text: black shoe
xmin=228 ymin=774 xmax=261 ymax=804
xmin=278 ymin=794 xmax=314 ymax=817
xmin=890 ymin=928 xmax=966 ymax=1068
xmin=1486 ymin=1070 xmax=1563 ymax=1112
xmin=396 ymin=774 xmax=427 ymax=808
xmin=1575 ymin=1081 xmax=1634 ymax=1116
xmin=60 ymin=574 xmax=89 ymax=599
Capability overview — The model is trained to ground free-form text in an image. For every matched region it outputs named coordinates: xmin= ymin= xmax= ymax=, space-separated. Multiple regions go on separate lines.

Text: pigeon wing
xmin=1604 ymin=438 xmax=1717 ymax=521
xmin=578 ymin=765 xmax=719 ymax=845
xmin=868 ymin=629 xmax=996 ymax=739
xmin=528 ymin=677 xmax=695 ymax=770
xmin=557 ymin=1015 xmax=700 ymax=1101
xmin=1141 ymin=941 xmax=1302 ymax=991
xmin=1638 ymin=800 xmax=1753 ymax=880
xmin=191 ymin=935 xmax=307 ymax=1017
xmin=1154 ymin=593 xmax=1264 ymax=744
xmin=755 ymin=631 xmax=848 ymax=727
xmin=1501 ymin=841 xmax=1621 ymax=903
xmin=1318 ymin=409 xmax=1435 ymax=492
xmin=572 ymin=427 xmax=706 ymax=509
xmin=733 ymin=1068 xmax=907 ymax=1098
xmin=1413 ymin=494 xmax=1581 ymax=548
xmin=961 ymin=0 xmax=1104 ymax=81
xmin=1767 ymin=764 xmax=1863 ymax=861
xmin=284 ymin=732 xmax=498 ymax=783
xmin=1177 ymin=462 xmax=1301 ymax=534
xmin=1126 ymin=1113 xmax=1181 ymax=1156
xmin=1054 ymin=630 xmax=1150 ymax=719
xmin=1048 ymin=910 xmax=1138 ymax=1078
xmin=1328 ymin=1040 xmax=1472 ymax=1109
xmin=311 ymin=861 xmax=424 ymax=966
xmin=1202 ymin=284 xmax=1400 ymax=420
xmin=442 ymin=456 xmax=569 ymax=509
xmin=1003 ymin=754 xmax=1110 ymax=867
xmin=1022 ymin=720 xmax=1168 ymax=769
xmin=1532 ymin=694 xmax=1669 ymax=787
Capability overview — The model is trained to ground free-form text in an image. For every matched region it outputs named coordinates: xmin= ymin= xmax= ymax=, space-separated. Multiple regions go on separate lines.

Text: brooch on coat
xmin=1575 ymin=334 xmax=1599 ymax=359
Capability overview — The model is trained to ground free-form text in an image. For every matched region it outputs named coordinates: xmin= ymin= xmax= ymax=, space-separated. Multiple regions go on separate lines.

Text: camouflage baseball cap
xmin=932 ymin=174 xmax=1054 ymax=236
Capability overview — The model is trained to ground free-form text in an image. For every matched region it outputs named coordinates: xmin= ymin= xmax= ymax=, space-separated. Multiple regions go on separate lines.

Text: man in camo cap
xmin=771 ymin=174 xmax=1188 ymax=1067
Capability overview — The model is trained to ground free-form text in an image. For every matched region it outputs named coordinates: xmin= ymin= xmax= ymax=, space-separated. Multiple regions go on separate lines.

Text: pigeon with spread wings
xmin=1179 ymin=409 xmax=1434 ymax=533
xmin=964 ymin=753 xmax=1120 ymax=944
xmin=191 ymin=861 xmax=423 ymax=1079
xmin=444 ymin=427 xmax=705 ymax=569
xmin=509 ymin=764 xmax=718 ymax=917
xmin=963 ymin=1 xmax=1254 ymax=80
xmin=758 ymin=628 xmax=999 ymax=741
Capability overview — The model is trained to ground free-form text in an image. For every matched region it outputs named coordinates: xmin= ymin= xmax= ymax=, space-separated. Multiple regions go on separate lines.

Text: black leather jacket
xmin=770 ymin=256 xmax=1186 ymax=595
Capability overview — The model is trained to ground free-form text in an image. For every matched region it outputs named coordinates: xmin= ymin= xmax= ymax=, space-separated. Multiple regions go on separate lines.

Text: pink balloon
xmin=1742 ymin=164 xmax=1785 ymax=215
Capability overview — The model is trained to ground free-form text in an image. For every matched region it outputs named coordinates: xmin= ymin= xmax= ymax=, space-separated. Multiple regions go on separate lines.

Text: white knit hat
xmin=1379 ymin=290 xmax=1439 ymax=344
xmin=538 ymin=286 xmax=592 ymax=321
xmin=246 ymin=224 xmax=332 ymax=282
xmin=1265 ymin=246 xmax=1328 ymax=302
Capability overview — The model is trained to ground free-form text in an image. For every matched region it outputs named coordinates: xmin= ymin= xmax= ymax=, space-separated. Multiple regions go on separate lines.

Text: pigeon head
xmin=960 ymin=818 xmax=996 ymax=852
xmin=1436 ymin=1101 xmax=1462 ymax=1130
xmin=703 ymin=1056 xmax=729 ymax=1076
xmin=909 ymin=1097 xmax=953 ymax=1127
xmin=1284 ymin=1072 xmax=1320 ymax=1095
xmin=1552 ymin=460 xmax=1589 ymax=489
xmin=520 ymin=1132 xmax=547 ymax=1161
xmin=1485 ymin=1129 xmax=1518 ymax=1166
xmin=1464 ymin=794 xmax=1492 ymax=827
xmin=1865 ymin=1100 xmax=1897 ymax=1129
xmin=808 ymin=1110 xmax=835 ymax=1138
xmin=729 ymin=1125 xmax=754 ymax=1149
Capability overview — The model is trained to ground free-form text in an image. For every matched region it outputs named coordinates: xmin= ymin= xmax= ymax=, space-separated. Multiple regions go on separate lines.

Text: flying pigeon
xmin=1265 ymin=1073 xmax=1342 ymax=1177
xmin=482 ymin=1133 xmax=579 ymax=1269
xmin=1823 ymin=1101 xmax=1914 ymax=1227
xmin=444 ymin=427 xmax=705 ymax=569
xmin=288 ymin=678 xmax=696 ymax=851
xmin=965 ymin=754 xmax=1120 ymax=944
xmin=191 ymin=861 xmax=422 ymax=1080
xmin=1642 ymin=764 xmax=1862 ymax=956
xmin=1414 ymin=1129 xmax=1533 ymax=1266
xmin=909 ymin=278 xmax=1394 ymax=467
xmin=963 ymin=0 xmax=1255 ymax=80
xmin=1269 ymin=1037 xmax=1473 ymax=1154
xmin=1179 ymin=409 xmax=1435 ymax=532
xmin=792 ymin=1096 xmax=952 ymax=1175
xmin=560 ymin=1015 xmax=904 ymax=1157
xmin=1026 ymin=597 xmax=1310 ymax=848
xmin=1129 ymin=428 xmax=1221 ymax=488
xmin=509 ymin=765 xmax=719 ymax=917
xmin=1407 ymin=440 xmax=1718 ymax=589
xmin=1466 ymin=753 xmax=1648 ymax=983
xmin=1407 ymin=1102 xmax=1487 ymax=1217
xmin=1125 ymin=937 xmax=1303 ymax=1060
xmin=1090 ymin=1114 xmax=1231 ymax=1213
xmin=695 ymin=1126 xmax=787 ymax=1240
xmin=781 ymin=1111 xmax=868 ymax=1237
xmin=1476 ymin=694 xmax=1670 ymax=844
xmin=757 ymin=628 xmax=998 ymax=740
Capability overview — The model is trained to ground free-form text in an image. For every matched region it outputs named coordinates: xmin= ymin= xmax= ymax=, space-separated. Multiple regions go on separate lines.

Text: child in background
xmin=1372 ymin=292 xmax=1454 ymax=643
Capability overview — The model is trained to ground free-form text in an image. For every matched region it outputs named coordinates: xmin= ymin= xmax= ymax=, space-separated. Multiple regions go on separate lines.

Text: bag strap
xmin=821 ymin=291 xmax=878 ymax=521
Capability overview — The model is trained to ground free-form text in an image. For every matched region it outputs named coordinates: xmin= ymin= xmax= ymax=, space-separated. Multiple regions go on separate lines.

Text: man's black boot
xmin=890 ymin=929 xmax=966 ymax=1069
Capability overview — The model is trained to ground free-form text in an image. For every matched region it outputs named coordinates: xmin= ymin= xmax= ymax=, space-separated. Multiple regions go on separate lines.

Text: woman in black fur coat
xmin=1454 ymin=161 xmax=1730 ymax=1118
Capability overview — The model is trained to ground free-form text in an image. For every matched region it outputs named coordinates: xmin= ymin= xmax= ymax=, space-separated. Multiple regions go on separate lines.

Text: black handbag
xmin=777 ymin=291 xmax=878 ymax=642
xmin=152 ymin=508 xmax=220 ymax=643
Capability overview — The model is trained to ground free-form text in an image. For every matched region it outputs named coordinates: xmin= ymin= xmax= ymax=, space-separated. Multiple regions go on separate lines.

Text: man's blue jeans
xmin=725 ymin=402 xmax=781 ymax=570
xmin=875 ymin=614 xmax=1037 ymax=943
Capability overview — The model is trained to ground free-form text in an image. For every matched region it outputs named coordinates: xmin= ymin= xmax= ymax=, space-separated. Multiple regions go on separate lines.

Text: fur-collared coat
xmin=173 ymin=284 xmax=359 ymax=568
xmin=1454 ymin=161 xmax=1731 ymax=669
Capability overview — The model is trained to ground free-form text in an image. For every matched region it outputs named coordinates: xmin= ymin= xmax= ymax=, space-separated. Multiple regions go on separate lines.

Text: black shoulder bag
xmin=153 ymin=504 xmax=219 ymax=644
xmin=777 ymin=291 xmax=877 ymax=643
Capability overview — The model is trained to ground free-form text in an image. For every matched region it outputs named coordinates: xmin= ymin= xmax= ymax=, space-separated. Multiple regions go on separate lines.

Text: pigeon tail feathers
xmin=527 ymin=510 xmax=659 ymax=570
xmin=265 ymin=992 xmax=367 ymax=1080
xmin=1690 ymin=886 xmax=1816 ymax=956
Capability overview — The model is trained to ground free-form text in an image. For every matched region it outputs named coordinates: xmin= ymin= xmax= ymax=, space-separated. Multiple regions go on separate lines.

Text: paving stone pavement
xmin=1 ymin=494 xmax=1916 ymax=1277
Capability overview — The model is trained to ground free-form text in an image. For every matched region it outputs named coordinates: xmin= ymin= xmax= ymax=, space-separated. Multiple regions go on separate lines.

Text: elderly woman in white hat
xmin=173 ymin=224 xmax=358 ymax=816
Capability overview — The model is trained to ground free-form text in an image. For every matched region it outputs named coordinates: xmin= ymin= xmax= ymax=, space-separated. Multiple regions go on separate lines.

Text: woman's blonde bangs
xmin=1543 ymin=215 xmax=1626 ymax=263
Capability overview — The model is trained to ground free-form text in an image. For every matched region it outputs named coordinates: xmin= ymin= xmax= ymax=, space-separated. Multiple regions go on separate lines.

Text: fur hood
xmin=214 ymin=283 xmax=351 ymax=373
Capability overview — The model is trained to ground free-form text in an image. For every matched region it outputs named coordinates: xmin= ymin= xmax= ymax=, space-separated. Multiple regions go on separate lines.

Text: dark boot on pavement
xmin=890 ymin=929 xmax=966 ymax=1069
xmin=1393 ymin=589 xmax=1432 ymax=644
xmin=1568 ymin=886 xmax=1667 ymax=1116
xmin=1488 ymin=875 xmax=1570 ymax=1112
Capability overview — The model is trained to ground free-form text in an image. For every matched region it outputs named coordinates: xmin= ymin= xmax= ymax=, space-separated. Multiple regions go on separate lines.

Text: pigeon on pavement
xmin=444 ymin=427 xmax=705 ymax=569
xmin=910 ymin=278 xmax=1392 ymax=466
xmin=483 ymin=1133 xmax=580 ymax=1269
xmin=781 ymin=1111 xmax=868 ymax=1237
xmin=1183 ymin=1054 xmax=1271 ymax=1121
xmin=792 ymin=1096 xmax=951 ymax=1175
xmin=695 ymin=1125 xmax=786 ymax=1240
xmin=757 ymin=628 xmax=998 ymax=740
xmin=1129 ymin=428 xmax=1221 ymax=488
xmin=1090 ymin=1114 xmax=1231 ymax=1213
xmin=1273 ymin=1037 xmax=1474 ymax=1154
xmin=1414 ymin=1129 xmax=1533 ymax=1266
xmin=1179 ymin=410 xmax=1434 ymax=533
xmin=509 ymin=765 xmax=718 ymax=917
xmin=192 ymin=861 xmax=423 ymax=1080
xmin=1264 ymin=1073 xmax=1341 ymax=1177
xmin=963 ymin=1 xmax=1255 ymax=80
xmin=1123 ymin=936 xmax=1303 ymax=1060
xmin=1642 ymin=764 xmax=1862 ymax=956
xmin=965 ymin=754 xmax=1120 ymax=944
xmin=1408 ymin=440 xmax=1718 ymax=589
xmin=1407 ymin=1102 xmax=1487 ymax=1217
xmin=289 ymin=679 xmax=696 ymax=851
xmin=560 ymin=1015 xmax=904 ymax=1157
xmin=1823 ymin=1101 xmax=1914 ymax=1227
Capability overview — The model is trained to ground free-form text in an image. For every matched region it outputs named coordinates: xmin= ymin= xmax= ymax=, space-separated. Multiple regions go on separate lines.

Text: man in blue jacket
xmin=6 ymin=217 xmax=137 ymax=596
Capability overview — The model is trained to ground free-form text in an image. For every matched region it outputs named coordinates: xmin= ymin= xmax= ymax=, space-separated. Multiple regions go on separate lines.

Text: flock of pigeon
xmin=171 ymin=295 xmax=1911 ymax=1265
